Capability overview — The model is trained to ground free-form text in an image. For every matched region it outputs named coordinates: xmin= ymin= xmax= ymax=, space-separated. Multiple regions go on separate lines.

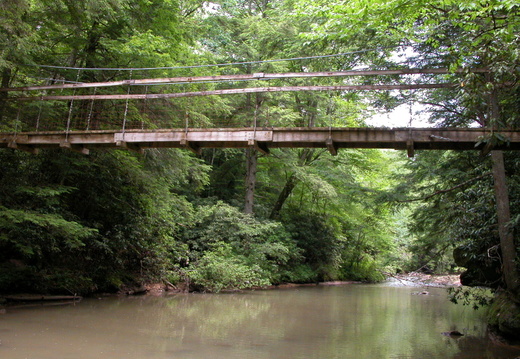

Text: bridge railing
xmin=2 ymin=70 xmax=327 ymax=132
xmin=3 ymin=67 xmax=492 ymax=133
xmin=3 ymin=95 xmax=339 ymax=133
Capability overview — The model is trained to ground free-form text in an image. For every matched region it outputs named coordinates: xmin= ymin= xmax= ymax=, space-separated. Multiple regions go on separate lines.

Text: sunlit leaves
xmin=181 ymin=201 xmax=301 ymax=290
xmin=0 ymin=207 xmax=97 ymax=254
xmin=189 ymin=242 xmax=270 ymax=292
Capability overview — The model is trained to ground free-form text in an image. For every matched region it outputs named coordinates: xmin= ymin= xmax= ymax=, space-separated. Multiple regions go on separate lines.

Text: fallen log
xmin=3 ymin=294 xmax=82 ymax=302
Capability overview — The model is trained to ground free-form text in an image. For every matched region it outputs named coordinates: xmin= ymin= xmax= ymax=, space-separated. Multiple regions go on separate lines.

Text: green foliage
xmin=0 ymin=207 xmax=96 ymax=256
xmin=0 ymin=0 xmax=34 ymax=69
xmin=8 ymin=0 xmax=519 ymax=299
xmin=0 ymin=0 xmax=391 ymax=297
xmin=181 ymin=202 xmax=303 ymax=290
xmin=343 ymin=256 xmax=385 ymax=283
xmin=282 ymin=209 xmax=343 ymax=281
xmin=279 ymin=264 xmax=317 ymax=283
xmin=448 ymin=287 xmax=494 ymax=310
xmin=379 ymin=150 xmax=495 ymax=274
xmin=293 ymin=0 xmax=520 ymax=129
xmin=188 ymin=243 xmax=270 ymax=293
xmin=282 ymin=201 xmax=392 ymax=283
xmin=0 ymin=148 xmax=209 ymax=294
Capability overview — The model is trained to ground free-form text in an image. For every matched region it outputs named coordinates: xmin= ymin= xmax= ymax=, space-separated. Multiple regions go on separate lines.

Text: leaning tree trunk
xmin=488 ymin=87 xmax=520 ymax=295
xmin=269 ymin=173 xmax=298 ymax=220
xmin=491 ymin=150 xmax=520 ymax=294
xmin=244 ymin=147 xmax=257 ymax=215
xmin=269 ymin=149 xmax=315 ymax=219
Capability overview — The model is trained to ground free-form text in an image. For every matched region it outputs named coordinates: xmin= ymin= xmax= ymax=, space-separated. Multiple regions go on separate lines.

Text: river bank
xmin=0 ymin=272 xmax=462 ymax=304
xmin=123 ymin=272 xmax=462 ymax=297
xmin=387 ymin=272 xmax=462 ymax=287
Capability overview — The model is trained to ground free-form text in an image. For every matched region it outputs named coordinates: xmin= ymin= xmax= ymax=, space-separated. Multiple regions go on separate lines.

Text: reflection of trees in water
xmin=146 ymin=288 xmax=499 ymax=358
xmin=154 ymin=288 xmax=475 ymax=358
xmin=450 ymin=335 xmax=520 ymax=359
xmin=163 ymin=293 xmax=274 ymax=340
xmin=62 ymin=288 xmax=514 ymax=359
xmin=77 ymin=294 xmax=276 ymax=355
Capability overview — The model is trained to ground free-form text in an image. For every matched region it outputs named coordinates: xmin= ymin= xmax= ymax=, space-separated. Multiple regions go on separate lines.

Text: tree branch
xmin=399 ymin=172 xmax=492 ymax=203
xmin=420 ymin=101 xmax=464 ymax=117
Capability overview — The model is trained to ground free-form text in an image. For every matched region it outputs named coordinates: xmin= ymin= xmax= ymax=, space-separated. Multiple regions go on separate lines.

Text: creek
xmin=1 ymin=283 xmax=520 ymax=359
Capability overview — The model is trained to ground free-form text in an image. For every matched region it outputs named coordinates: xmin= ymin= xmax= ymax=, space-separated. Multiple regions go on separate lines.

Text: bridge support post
xmin=60 ymin=141 xmax=90 ymax=155
xmin=488 ymin=84 xmax=520 ymax=294
xmin=406 ymin=139 xmax=415 ymax=157
xmin=115 ymin=140 xmax=144 ymax=154
xmin=8 ymin=141 xmax=39 ymax=155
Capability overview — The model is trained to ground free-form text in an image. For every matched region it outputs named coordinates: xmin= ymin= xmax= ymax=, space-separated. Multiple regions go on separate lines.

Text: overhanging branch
xmin=399 ymin=172 xmax=492 ymax=203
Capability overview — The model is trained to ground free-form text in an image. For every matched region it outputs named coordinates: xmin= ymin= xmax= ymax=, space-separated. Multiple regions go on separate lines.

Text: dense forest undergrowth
xmin=0 ymin=147 xmax=398 ymax=294
xmin=0 ymin=147 xmax=517 ymax=297
xmin=1 ymin=0 xmax=519 ymax=342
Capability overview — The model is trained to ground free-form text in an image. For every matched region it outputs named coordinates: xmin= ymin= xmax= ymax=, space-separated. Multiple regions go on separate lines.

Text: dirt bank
xmin=137 ymin=275 xmax=460 ymax=295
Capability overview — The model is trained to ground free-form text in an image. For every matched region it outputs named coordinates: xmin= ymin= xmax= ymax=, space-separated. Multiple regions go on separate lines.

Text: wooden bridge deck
xmin=2 ymin=127 xmax=519 ymax=156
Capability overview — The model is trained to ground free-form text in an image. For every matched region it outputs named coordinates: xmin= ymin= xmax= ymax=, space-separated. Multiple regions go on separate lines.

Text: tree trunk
xmin=0 ymin=68 xmax=11 ymax=122
xmin=491 ymin=150 xmax=520 ymax=294
xmin=243 ymin=92 xmax=263 ymax=215
xmin=244 ymin=147 xmax=257 ymax=215
xmin=268 ymin=149 xmax=315 ymax=219
xmin=269 ymin=173 xmax=297 ymax=219
xmin=487 ymin=83 xmax=520 ymax=294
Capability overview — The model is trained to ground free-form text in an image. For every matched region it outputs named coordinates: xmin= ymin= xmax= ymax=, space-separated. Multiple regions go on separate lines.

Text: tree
xmin=0 ymin=147 xmax=212 ymax=294
xmin=295 ymin=0 xmax=520 ymax=295
xmin=0 ymin=0 xmax=34 ymax=121
xmin=180 ymin=202 xmax=302 ymax=291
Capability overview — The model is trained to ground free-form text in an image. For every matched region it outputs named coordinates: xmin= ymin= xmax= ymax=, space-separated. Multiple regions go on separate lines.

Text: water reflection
xmin=1 ymin=285 xmax=519 ymax=359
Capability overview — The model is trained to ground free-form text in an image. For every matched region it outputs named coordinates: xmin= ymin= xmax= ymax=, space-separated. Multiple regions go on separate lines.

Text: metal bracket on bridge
xmin=115 ymin=140 xmax=144 ymax=154
xmin=326 ymin=137 xmax=338 ymax=156
xmin=8 ymin=141 xmax=39 ymax=155
xmin=247 ymin=138 xmax=270 ymax=155
xmin=60 ymin=141 xmax=90 ymax=155
xmin=406 ymin=139 xmax=415 ymax=158
xmin=179 ymin=136 xmax=201 ymax=155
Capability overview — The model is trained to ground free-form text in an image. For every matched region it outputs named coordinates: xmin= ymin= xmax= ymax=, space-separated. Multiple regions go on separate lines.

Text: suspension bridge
xmin=2 ymin=127 xmax=520 ymax=157
xmin=1 ymin=66 xmax=519 ymax=157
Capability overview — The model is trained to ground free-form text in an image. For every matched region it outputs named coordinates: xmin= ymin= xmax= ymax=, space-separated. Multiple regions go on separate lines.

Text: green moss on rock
xmin=487 ymin=293 xmax=520 ymax=342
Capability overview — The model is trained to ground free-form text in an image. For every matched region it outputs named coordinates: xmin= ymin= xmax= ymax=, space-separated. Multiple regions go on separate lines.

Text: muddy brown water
xmin=1 ymin=284 xmax=519 ymax=359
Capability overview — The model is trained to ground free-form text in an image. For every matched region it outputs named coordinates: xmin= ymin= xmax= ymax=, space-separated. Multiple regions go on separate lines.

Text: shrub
xmin=188 ymin=243 xmax=270 ymax=292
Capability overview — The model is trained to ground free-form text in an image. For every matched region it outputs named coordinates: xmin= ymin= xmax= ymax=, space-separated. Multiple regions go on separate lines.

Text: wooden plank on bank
xmin=4 ymin=295 xmax=82 ymax=302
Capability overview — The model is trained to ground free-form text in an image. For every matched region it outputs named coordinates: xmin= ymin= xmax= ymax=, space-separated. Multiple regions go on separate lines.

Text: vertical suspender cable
xmin=408 ymin=90 xmax=413 ymax=127
xmin=36 ymin=95 xmax=43 ymax=132
xmin=86 ymin=87 xmax=96 ymax=131
xmin=253 ymin=96 xmax=259 ymax=138
xmin=122 ymin=70 xmax=132 ymax=136
xmin=141 ymin=85 xmax=148 ymax=130
xmin=14 ymin=107 xmax=21 ymax=137
xmin=65 ymin=70 xmax=81 ymax=142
